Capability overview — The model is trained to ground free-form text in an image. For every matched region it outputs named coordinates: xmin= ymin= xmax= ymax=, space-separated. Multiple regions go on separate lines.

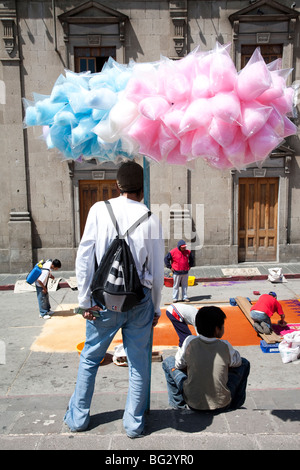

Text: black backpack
xmin=91 ymin=201 xmax=151 ymax=312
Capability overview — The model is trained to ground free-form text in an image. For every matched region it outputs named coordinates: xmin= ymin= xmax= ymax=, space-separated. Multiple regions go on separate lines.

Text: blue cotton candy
xmin=89 ymin=73 xmax=115 ymax=91
xmin=71 ymin=116 xmax=97 ymax=148
xmin=35 ymin=99 xmax=66 ymax=125
xmin=68 ymin=88 xmax=92 ymax=115
xmin=65 ymin=70 xmax=91 ymax=89
xmin=115 ymin=70 xmax=132 ymax=91
xmin=49 ymin=123 xmax=71 ymax=154
xmin=85 ymin=88 xmax=117 ymax=110
xmin=54 ymin=108 xmax=78 ymax=127
xmin=92 ymin=108 xmax=108 ymax=121
xmin=24 ymin=106 xmax=38 ymax=127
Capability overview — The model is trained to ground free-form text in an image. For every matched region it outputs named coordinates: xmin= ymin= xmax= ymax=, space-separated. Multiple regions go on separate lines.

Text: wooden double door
xmin=79 ymin=180 xmax=118 ymax=237
xmin=238 ymin=178 xmax=279 ymax=262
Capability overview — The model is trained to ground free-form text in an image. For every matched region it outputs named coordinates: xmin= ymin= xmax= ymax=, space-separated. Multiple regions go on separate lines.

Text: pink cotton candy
xmin=158 ymin=124 xmax=179 ymax=158
xmin=162 ymin=107 xmax=186 ymax=137
xmin=267 ymin=108 xmax=285 ymax=137
xmin=179 ymin=130 xmax=196 ymax=156
xmin=163 ymin=70 xmax=191 ymax=104
xmin=166 ymin=142 xmax=188 ymax=165
xmin=196 ymin=52 xmax=213 ymax=77
xmin=179 ymin=98 xmax=213 ymax=133
xmin=204 ymin=150 xmax=234 ymax=170
xmin=209 ymin=117 xmax=238 ymax=148
xmin=175 ymin=52 xmax=199 ymax=82
xmin=236 ymin=49 xmax=271 ymax=101
xmin=125 ymin=77 xmax=157 ymax=103
xmin=272 ymin=87 xmax=294 ymax=115
xmin=212 ymin=92 xmax=241 ymax=124
xmin=240 ymin=101 xmax=272 ymax=138
xmin=191 ymin=74 xmax=211 ymax=99
xmin=248 ymin=123 xmax=282 ymax=159
xmin=256 ymin=71 xmax=286 ymax=104
xmin=138 ymin=96 xmax=170 ymax=120
xmin=223 ymin=130 xmax=247 ymax=167
xmin=127 ymin=116 xmax=160 ymax=151
xmin=210 ymin=51 xmax=237 ymax=94
xmin=191 ymin=127 xmax=220 ymax=159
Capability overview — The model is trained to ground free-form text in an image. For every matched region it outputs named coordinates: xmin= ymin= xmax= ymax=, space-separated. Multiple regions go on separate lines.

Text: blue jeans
xmin=64 ymin=288 xmax=154 ymax=437
xmin=36 ymin=286 xmax=51 ymax=316
xmin=162 ymin=355 xmax=250 ymax=411
xmin=250 ymin=310 xmax=271 ymax=327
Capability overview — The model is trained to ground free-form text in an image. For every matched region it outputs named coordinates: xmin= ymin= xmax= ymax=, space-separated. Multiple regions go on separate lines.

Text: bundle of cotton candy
xmin=23 ymin=43 xmax=297 ymax=169
xmin=123 ymin=44 xmax=297 ymax=169
xmin=23 ymin=58 xmax=136 ymax=162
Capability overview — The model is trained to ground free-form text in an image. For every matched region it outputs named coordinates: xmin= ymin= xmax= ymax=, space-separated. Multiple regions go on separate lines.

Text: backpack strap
xmin=105 ymin=200 xmax=151 ymax=239
xmin=105 ymin=200 xmax=120 ymax=236
xmin=124 ymin=211 xmax=152 ymax=238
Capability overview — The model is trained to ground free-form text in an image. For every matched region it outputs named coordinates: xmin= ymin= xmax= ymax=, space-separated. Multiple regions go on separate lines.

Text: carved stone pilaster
xmin=0 ymin=6 xmax=17 ymax=56
xmin=169 ymin=1 xmax=187 ymax=57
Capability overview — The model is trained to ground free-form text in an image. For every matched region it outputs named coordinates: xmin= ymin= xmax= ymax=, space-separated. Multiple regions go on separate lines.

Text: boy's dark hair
xmin=195 ymin=306 xmax=226 ymax=337
xmin=52 ymin=259 xmax=61 ymax=268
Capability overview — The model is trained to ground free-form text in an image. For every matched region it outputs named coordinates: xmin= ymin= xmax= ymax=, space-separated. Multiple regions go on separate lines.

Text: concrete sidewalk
xmin=0 ymin=264 xmax=300 ymax=450
xmin=1 ymin=261 xmax=300 ymax=289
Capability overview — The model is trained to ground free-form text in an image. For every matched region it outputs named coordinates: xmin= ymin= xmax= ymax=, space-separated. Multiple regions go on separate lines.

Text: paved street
xmin=1 ymin=264 xmax=300 ymax=451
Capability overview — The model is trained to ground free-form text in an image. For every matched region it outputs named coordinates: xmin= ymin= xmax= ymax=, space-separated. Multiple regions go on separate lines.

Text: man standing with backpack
xmin=64 ymin=161 xmax=164 ymax=438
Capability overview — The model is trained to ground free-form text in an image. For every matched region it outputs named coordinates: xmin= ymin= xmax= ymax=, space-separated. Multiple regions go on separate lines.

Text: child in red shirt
xmin=250 ymin=292 xmax=286 ymax=334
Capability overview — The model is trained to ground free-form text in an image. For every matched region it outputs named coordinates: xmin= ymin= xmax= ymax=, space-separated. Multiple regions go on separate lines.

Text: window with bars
xmin=74 ymin=47 xmax=116 ymax=73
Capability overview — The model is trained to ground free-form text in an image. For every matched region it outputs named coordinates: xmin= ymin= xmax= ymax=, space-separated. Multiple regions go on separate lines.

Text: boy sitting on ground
xmin=162 ymin=306 xmax=250 ymax=411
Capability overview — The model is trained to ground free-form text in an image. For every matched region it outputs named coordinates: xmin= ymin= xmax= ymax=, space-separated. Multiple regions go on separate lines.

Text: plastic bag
xmin=278 ymin=331 xmax=300 ymax=363
xmin=268 ymin=267 xmax=286 ymax=283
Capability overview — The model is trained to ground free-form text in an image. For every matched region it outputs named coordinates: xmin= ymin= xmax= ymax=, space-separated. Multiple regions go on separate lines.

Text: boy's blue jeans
xmin=64 ymin=288 xmax=154 ymax=437
xmin=36 ymin=286 xmax=51 ymax=316
xmin=162 ymin=355 xmax=250 ymax=411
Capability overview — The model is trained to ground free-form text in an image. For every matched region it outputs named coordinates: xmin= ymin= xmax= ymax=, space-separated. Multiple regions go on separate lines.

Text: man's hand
xmin=75 ymin=306 xmax=103 ymax=320
xmin=152 ymin=314 xmax=160 ymax=327
xmin=278 ymin=314 xmax=287 ymax=326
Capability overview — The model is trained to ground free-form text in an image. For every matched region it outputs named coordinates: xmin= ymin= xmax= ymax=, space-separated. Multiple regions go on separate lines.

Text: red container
xmin=164 ymin=277 xmax=173 ymax=287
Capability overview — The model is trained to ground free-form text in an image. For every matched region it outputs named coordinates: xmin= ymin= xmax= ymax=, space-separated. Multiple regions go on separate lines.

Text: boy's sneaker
xmin=40 ymin=314 xmax=51 ymax=319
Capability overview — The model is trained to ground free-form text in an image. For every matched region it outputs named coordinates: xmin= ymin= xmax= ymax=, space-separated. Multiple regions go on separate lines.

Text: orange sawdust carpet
xmin=153 ymin=300 xmax=300 ymax=347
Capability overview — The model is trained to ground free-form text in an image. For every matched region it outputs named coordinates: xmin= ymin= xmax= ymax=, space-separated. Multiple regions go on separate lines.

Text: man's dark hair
xmin=195 ymin=306 xmax=226 ymax=337
xmin=119 ymin=188 xmax=143 ymax=197
xmin=52 ymin=259 xmax=61 ymax=268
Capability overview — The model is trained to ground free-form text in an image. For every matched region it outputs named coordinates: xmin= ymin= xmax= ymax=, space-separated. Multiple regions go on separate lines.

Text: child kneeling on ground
xmin=162 ymin=306 xmax=250 ymax=411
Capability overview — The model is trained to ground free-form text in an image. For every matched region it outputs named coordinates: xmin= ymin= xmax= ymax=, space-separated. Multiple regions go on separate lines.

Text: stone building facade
xmin=0 ymin=0 xmax=299 ymax=273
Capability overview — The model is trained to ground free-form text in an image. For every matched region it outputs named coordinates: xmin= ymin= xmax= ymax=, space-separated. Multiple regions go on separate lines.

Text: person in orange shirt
xmin=250 ymin=291 xmax=286 ymax=334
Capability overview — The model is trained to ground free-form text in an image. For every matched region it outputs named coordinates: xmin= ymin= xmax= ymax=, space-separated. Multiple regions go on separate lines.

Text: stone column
xmin=1 ymin=1 xmax=32 ymax=273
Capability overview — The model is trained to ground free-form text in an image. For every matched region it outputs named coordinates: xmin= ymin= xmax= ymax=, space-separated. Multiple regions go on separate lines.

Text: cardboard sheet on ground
xmin=14 ymin=277 xmax=77 ymax=293
xmin=14 ymin=278 xmax=61 ymax=293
